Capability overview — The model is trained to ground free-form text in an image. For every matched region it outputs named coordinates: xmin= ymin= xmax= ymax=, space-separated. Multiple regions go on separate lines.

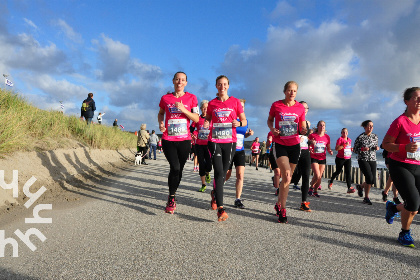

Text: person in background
xmin=225 ymin=98 xmax=253 ymax=209
xmin=382 ymin=86 xmax=420 ymax=248
xmin=97 ymin=112 xmax=105 ymax=125
xmin=328 ymin=128 xmax=356 ymax=194
xmin=148 ymin=130 xmax=159 ymax=160
xmin=137 ymin=123 xmax=150 ymax=165
xmin=353 ymin=120 xmax=379 ymax=205
xmin=250 ymin=137 xmax=261 ymax=170
xmin=81 ymin=92 xmax=96 ymax=125
xmin=113 ymin=119 xmax=118 ymax=128
xmin=260 ymin=141 xmax=267 ymax=167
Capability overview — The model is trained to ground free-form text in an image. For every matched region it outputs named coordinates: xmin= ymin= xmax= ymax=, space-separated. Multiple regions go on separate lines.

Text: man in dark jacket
xmin=81 ymin=92 xmax=96 ymax=124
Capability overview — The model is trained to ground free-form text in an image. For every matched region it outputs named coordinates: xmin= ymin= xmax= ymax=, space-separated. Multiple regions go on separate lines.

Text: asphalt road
xmin=1 ymin=154 xmax=419 ymax=279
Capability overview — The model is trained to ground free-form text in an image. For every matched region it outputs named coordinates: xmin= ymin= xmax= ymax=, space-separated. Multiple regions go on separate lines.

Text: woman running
xmin=205 ymin=75 xmax=247 ymax=221
xmin=225 ymin=99 xmax=253 ymax=209
xmin=250 ymin=137 xmax=261 ymax=170
xmin=328 ymin=128 xmax=356 ymax=194
xmin=158 ymin=72 xmax=199 ymax=214
xmin=191 ymin=100 xmax=212 ymax=192
xmin=308 ymin=121 xmax=333 ymax=198
xmin=290 ymin=101 xmax=312 ymax=211
xmin=353 ymin=120 xmax=379 ymax=205
xmin=267 ymin=81 xmax=307 ymax=223
xmin=382 ymin=86 xmax=420 ymax=247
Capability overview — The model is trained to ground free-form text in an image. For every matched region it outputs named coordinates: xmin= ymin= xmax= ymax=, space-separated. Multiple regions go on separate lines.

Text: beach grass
xmin=0 ymin=88 xmax=137 ymax=155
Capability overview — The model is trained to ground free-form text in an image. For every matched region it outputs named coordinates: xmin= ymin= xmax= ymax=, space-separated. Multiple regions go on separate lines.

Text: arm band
xmin=240 ymin=121 xmax=242 ymax=127
xmin=399 ymin=144 xmax=406 ymax=153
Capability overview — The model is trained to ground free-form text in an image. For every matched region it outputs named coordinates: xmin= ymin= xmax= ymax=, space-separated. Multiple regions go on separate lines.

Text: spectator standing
xmin=80 ymin=93 xmax=96 ymax=125
xmin=97 ymin=112 xmax=105 ymax=125
xmin=137 ymin=124 xmax=150 ymax=165
xmin=113 ymin=119 xmax=118 ymax=128
xmin=149 ymin=130 xmax=159 ymax=160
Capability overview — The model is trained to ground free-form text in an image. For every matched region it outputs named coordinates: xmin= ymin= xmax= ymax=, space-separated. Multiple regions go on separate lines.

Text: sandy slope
xmin=0 ymin=142 xmax=136 ymax=215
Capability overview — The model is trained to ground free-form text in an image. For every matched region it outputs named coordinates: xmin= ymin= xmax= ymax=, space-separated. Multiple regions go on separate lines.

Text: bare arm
xmin=158 ymin=108 xmax=166 ymax=133
xmin=267 ymin=114 xmax=279 ymax=136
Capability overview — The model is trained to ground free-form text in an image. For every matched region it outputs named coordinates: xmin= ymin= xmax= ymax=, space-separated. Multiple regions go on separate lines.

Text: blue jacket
xmin=81 ymin=97 xmax=96 ymax=118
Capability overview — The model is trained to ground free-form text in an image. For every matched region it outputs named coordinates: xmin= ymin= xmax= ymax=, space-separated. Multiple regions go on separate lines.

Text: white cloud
xmin=53 ymin=19 xmax=83 ymax=44
xmin=24 ymin=18 xmax=37 ymax=29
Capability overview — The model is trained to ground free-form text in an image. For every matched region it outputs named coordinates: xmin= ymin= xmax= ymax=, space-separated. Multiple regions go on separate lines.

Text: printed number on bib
xmin=168 ymin=119 xmax=188 ymax=137
xmin=198 ymin=129 xmax=210 ymax=140
xmin=344 ymin=147 xmax=352 ymax=157
xmin=278 ymin=121 xmax=298 ymax=137
xmin=212 ymin=123 xmax=233 ymax=140
xmin=236 ymin=134 xmax=244 ymax=149
xmin=407 ymin=137 xmax=420 ymax=161
xmin=314 ymin=143 xmax=326 ymax=154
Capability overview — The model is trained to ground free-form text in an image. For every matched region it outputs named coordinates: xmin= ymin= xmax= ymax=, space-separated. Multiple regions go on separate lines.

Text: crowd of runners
xmin=156 ymin=71 xmax=420 ymax=248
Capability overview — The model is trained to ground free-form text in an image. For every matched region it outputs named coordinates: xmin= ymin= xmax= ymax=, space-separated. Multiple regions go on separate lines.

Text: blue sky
xmin=2 ymin=0 xmax=420 ymax=144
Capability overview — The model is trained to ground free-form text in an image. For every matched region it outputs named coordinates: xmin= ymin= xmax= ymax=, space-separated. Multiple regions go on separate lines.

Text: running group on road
xmin=157 ymin=73 xmax=419 ymax=248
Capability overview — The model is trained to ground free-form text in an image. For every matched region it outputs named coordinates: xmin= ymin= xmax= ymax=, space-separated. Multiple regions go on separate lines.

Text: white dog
xmin=134 ymin=153 xmax=142 ymax=166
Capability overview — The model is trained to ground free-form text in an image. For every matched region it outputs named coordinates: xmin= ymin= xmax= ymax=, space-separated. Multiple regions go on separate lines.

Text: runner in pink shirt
xmin=205 ymin=75 xmax=247 ymax=222
xmin=158 ymin=72 xmax=199 ymax=214
xmin=267 ymin=81 xmax=307 ymax=223
xmin=250 ymin=137 xmax=261 ymax=170
xmin=382 ymin=87 xmax=420 ymax=247
xmin=190 ymin=100 xmax=212 ymax=192
xmin=308 ymin=121 xmax=333 ymax=198
xmin=328 ymin=128 xmax=356 ymax=194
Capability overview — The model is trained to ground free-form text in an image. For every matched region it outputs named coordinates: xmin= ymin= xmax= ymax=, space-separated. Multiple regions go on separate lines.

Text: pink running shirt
xmin=159 ymin=92 xmax=198 ymax=141
xmin=269 ymin=100 xmax=306 ymax=146
xmin=192 ymin=115 xmax=210 ymax=145
xmin=387 ymin=114 xmax=420 ymax=165
xmin=207 ymin=96 xmax=244 ymax=144
xmin=251 ymin=142 xmax=261 ymax=154
xmin=308 ymin=133 xmax=330 ymax=161
xmin=336 ymin=137 xmax=352 ymax=159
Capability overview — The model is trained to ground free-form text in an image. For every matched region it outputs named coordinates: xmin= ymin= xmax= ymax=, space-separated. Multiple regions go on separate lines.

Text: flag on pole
xmin=60 ymin=101 xmax=64 ymax=111
xmin=120 ymin=124 xmax=124 ymax=130
xmin=5 ymin=78 xmax=13 ymax=87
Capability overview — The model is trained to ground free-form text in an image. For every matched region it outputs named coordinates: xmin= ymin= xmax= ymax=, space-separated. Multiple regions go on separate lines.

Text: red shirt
xmin=309 ymin=133 xmax=330 ymax=160
xmin=336 ymin=137 xmax=352 ymax=159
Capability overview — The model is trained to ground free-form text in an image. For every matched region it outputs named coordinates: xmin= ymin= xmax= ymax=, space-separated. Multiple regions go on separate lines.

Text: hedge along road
xmin=0 ymin=153 xmax=419 ymax=279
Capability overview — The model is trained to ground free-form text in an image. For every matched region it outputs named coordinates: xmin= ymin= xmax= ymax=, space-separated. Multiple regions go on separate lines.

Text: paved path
xmin=1 ymin=154 xmax=419 ymax=279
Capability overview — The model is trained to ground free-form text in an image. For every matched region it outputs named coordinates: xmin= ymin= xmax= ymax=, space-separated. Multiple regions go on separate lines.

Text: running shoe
xmin=393 ymin=197 xmax=402 ymax=204
xmin=347 ymin=187 xmax=356 ymax=194
xmin=217 ymin=208 xmax=228 ymax=221
xmin=312 ymin=191 xmax=320 ymax=198
xmin=381 ymin=190 xmax=388 ymax=202
xmin=328 ymin=180 xmax=333 ymax=190
xmin=385 ymin=200 xmax=397 ymax=224
xmin=256 ymin=167 xmax=258 ymax=170
xmin=398 ymin=230 xmax=415 ymax=248
xmin=210 ymin=190 xmax=217 ymax=210
xmin=356 ymin=184 xmax=363 ymax=197
xmin=293 ymin=185 xmax=301 ymax=190
xmin=278 ymin=208 xmax=288 ymax=223
xmin=318 ymin=185 xmax=322 ymax=190
xmin=198 ymin=184 xmax=206 ymax=192
xmin=165 ymin=196 xmax=176 ymax=214
xmin=274 ymin=203 xmax=281 ymax=217
xmin=300 ymin=202 xmax=311 ymax=212
xmin=205 ymin=173 xmax=211 ymax=184
xmin=275 ymin=188 xmax=279 ymax=196
xmin=308 ymin=188 xmax=313 ymax=196
xmin=270 ymin=169 xmax=273 ymax=173
xmin=234 ymin=199 xmax=245 ymax=209
xmin=363 ymin=197 xmax=372 ymax=205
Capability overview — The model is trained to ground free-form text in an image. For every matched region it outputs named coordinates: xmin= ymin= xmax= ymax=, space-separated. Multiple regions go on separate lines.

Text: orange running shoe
xmin=210 ymin=190 xmax=217 ymax=210
xmin=300 ymin=202 xmax=311 ymax=212
xmin=165 ymin=196 xmax=176 ymax=214
xmin=217 ymin=208 xmax=228 ymax=221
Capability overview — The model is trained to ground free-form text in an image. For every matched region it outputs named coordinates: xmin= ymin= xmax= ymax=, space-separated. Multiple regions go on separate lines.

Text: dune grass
xmin=0 ymin=88 xmax=137 ymax=154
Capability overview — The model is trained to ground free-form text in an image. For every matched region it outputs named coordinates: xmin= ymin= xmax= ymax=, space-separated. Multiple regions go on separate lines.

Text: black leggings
xmin=330 ymin=157 xmax=352 ymax=188
xmin=358 ymin=160 xmax=377 ymax=185
xmin=389 ymin=159 xmax=420 ymax=212
xmin=195 ymin=144 xmax=212 ymax=177
xmin=208 ymin=142 xmax=236 ymax=207
xmin=162 ymin=139 xmax=191 ymax=196
xmin=291 ymin=149 xmax=311 ymax=201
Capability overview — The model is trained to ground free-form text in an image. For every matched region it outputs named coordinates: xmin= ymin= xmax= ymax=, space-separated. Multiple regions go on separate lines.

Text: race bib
xmin=212 ymin=123 xmax=233 ymax=140
xmin=168 ymin=119 xmax=188 ymax=137
xmin=278 ymin=121 xmax=298 ymax=137
xmin=314 ymin=142 xmax=326 ymax=154
xmin=252 ymin=149 xmax=259 ymax=153
xmin=300 ymin=136 xmax=308 ymax=149
xmin=407 ymin=137 xmax=420 ymax=161
xmin=344 ymin=147 xmax=352 ymax=157
xmin=236 ymin=134 xmax=244 ymax=149
xmin=198 ymin=129 xmax=210 ymax=140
